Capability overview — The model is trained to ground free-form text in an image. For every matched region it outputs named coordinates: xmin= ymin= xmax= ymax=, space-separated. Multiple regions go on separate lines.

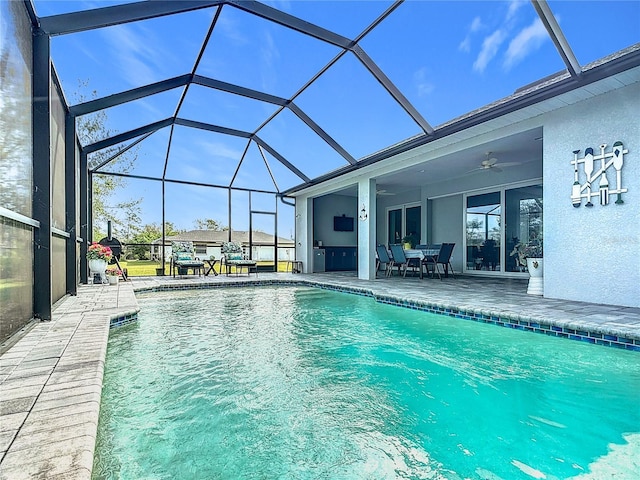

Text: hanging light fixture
xmin=359 ymin=204 xmax=368 ymax=221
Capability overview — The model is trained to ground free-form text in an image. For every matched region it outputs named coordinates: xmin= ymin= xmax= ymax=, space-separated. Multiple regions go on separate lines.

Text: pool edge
xmin=132 ymin=279 xmax=640 ymax=350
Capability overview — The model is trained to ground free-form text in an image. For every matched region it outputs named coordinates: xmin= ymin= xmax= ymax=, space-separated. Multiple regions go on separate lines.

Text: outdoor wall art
xmin=571 ymin=142 xmax=628 ymax=207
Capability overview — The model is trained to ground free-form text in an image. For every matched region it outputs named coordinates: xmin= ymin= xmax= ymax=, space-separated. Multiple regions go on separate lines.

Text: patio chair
xmin=376 ymin=244 xmax=394 ymax=277
xmin=389 ymin=244 xmax=421 ymax=277
xmin=220 ymin=252 xmax=258 ymax=277
xmin=481 ymin=239 xmax=499 ymax=271
xmin=416 ymin=244 xmax=440 ymax=279
xmin=424 ymin=243 xmax=456 ymax=279
xmin=170 ymin=241 xmax=204 ymax=277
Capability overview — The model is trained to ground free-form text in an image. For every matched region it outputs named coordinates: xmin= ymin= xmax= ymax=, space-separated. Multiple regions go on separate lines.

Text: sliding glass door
xmin=465 ymin=184 xmax=542 ymax=274
xmin=466 ymin=193 xmax=501 ymax=271
xmin=505 ymin=185 xmax=543 ymax=272
xmin=386 ymin=203 xmax=421 ymax=246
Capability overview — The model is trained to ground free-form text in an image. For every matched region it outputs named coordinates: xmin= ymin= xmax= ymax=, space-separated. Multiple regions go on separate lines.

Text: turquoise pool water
xmin=93 ymin=286 xmax=640 ymax=479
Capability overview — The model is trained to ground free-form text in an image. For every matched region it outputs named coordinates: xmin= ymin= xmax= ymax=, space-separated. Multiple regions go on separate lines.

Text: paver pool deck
xmin=1 ymin=272 xmax=639 ymax=479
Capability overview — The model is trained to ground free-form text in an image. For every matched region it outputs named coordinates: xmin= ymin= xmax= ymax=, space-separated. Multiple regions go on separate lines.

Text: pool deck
xmin=1 ymin=272 xmax=639 ymax=479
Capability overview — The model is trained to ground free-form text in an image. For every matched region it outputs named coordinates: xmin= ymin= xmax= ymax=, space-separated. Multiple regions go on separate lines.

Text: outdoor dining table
xmin=405 ymin=248 xmax=440 ymax=279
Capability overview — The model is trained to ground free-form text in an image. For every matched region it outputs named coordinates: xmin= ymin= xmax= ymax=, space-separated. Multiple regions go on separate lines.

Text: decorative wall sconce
xmin=359 ymin=204 xmax=368 ymax=221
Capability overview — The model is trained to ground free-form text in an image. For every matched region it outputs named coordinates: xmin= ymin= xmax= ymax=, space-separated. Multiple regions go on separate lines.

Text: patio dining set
xmin=376 ymin=243 xmax=456 ymax=280
xmin=168 ymin=240 xmax=454 ymax=279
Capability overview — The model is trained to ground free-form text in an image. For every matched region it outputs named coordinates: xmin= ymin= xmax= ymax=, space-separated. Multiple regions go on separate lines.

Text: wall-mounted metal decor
xmin=571 ymin=142 xmax=628 ymax=207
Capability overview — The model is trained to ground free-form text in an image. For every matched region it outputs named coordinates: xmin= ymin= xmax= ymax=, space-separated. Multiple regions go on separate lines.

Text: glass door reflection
xmin=466 ymin=192 xmax=501 ymax=271
xmin=505 ymin=185 xmax=543 ymax=272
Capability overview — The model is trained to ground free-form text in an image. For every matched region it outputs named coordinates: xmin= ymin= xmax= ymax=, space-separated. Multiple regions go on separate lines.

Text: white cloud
xmin=103 ymin=25 xmax=166 ymax=87
xmin=260 ymin=31 xmax=280 ymax=92
xmin=267 ymin=0 xmax=292 ymax=12
xmin=470 ymin=16 xmax=484 ymax=33
xmin=459 ymin=16 xmax=484 ymax=52
xmin=217 ymin=14 xmax=249 ymax=46
xmin=413 ymin=67 xmax=435 ymax=97
xmin=196 ymin=139 xmax=242 ymax=161
xmin=503 ymin=17 xmax=548 ymax=70
xmin=473 ymin=29 xmax=507 ymax=73
xmin=506 ymin=0 xmax=526 ymax=22
xmin=459 ymin=37 xmax=471 ymax=53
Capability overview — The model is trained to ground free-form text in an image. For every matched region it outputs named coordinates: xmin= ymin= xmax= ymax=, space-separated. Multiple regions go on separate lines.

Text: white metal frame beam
xmin=531 ymin=0 xmax=582 ymax=78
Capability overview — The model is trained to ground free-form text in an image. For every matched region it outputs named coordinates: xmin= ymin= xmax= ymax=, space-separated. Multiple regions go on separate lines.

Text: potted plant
xmin=86 ymin=242 xmax=113 ymax=284
xmin=510 ymin=234 xmax=543 ymax=295
xmin=402 ymin=234 xmax=417 ymax=249
xmin=105 ymin=267 xmax=121 ymax=285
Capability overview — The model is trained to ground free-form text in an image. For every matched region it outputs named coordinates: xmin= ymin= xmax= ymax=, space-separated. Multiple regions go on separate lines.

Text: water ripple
xmin=94 ymin=287 xmax=640 ymax=480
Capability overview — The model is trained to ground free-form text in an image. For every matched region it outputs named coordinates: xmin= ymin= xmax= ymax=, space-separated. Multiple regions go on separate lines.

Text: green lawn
xmin=117 ymin=260 xmax=294 ymax=276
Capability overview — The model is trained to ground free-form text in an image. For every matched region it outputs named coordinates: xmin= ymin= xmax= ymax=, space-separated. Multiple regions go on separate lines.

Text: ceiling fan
xmin=468 ymin=152 xmax=518 ymax=173
xmin=376 ymin=189 xmax=395 ymax=196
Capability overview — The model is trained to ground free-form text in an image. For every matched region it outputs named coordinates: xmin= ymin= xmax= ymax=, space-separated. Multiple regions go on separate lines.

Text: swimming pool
xmin=93 ymin=286 xmax=640 ymax=479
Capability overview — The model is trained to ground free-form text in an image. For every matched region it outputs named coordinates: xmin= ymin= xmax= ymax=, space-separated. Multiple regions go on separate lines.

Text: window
xmin=387 ymin=208 xmax=402 ymax=245
xmin=405 ymin=206 xmax=421 ymax=246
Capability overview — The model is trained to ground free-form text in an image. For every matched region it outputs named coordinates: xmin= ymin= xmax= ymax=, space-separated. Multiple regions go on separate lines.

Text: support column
xmin=357 ymin=178 xmax=377 ymax=280
xmin=421 ymin=185 xmax=430 ymax=245
xmin=295 ymin=196 xmax=310 ymax=273
xmin=160 ymin=179 xmax=166 ymax=273
xmin=32 ymin=29 xmax=52 ymax=320
xmin=79 ymin=151 xmax=88 ymax=283
xmin=65 ymin=113 xmax=77 ymax=294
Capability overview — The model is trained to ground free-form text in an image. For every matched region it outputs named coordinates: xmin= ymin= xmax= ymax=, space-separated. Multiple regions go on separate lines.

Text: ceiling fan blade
xmin=486 ymin=157 xmax=498 ymax=166
xmin=495 ymin=162 xmax=519 ymax=168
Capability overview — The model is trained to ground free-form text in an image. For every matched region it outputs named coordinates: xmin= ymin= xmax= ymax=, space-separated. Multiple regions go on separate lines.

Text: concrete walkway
xmin=0 ymin=283 xmax=138 ymax=480
xmin=1 ymin=273 xmax=639 ymax=479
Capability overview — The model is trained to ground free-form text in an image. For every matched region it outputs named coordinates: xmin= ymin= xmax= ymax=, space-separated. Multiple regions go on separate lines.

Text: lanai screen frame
xmin=25 ymin=0 xmax=638 ymax=322
xmin=42 ymin=0 xmax=432 ymax=286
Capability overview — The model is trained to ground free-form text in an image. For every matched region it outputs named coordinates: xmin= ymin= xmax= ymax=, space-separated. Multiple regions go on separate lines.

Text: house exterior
xmin=1 ymin=0 xmax=638 ymax=345
xmin=292 ymin=48 xmax=640 ymax=308
xmin=151 ymin=230 xmax=295 ymax=262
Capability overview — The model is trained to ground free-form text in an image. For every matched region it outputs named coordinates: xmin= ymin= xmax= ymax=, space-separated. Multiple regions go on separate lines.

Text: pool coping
xmin=0 ymin=282 xmax=139 ymax=480
xmin=1 ymin=275 xmax=639 ymax=479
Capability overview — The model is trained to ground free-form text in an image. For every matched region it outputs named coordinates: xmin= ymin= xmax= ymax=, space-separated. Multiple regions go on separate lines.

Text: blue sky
xmin=33 ymin=0 xmax=639 ymax=233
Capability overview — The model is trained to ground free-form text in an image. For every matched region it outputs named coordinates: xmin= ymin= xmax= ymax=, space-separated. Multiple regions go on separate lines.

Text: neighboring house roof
xmin=152 ymin=230 xmax=294 ymax=246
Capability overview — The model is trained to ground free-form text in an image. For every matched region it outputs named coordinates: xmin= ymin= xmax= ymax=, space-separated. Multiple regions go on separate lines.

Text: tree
xmin=194 ymin=218 xmax=224 ymax=230
xmin=74 ymin=82 xmax=142 ymax=241
xmin=466 ymin=218 xmax=484 ymax=245
xmin=128 ymin=222 xmax=184 ymax=260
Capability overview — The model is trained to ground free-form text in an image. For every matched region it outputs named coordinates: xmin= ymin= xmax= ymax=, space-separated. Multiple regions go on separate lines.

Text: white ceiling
xmin=335 ymin=127 xmax=543 ymax=197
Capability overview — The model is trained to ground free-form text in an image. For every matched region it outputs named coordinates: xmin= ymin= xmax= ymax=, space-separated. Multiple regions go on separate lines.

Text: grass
xmin=116 ymin=260 xmax=295 ymax=277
